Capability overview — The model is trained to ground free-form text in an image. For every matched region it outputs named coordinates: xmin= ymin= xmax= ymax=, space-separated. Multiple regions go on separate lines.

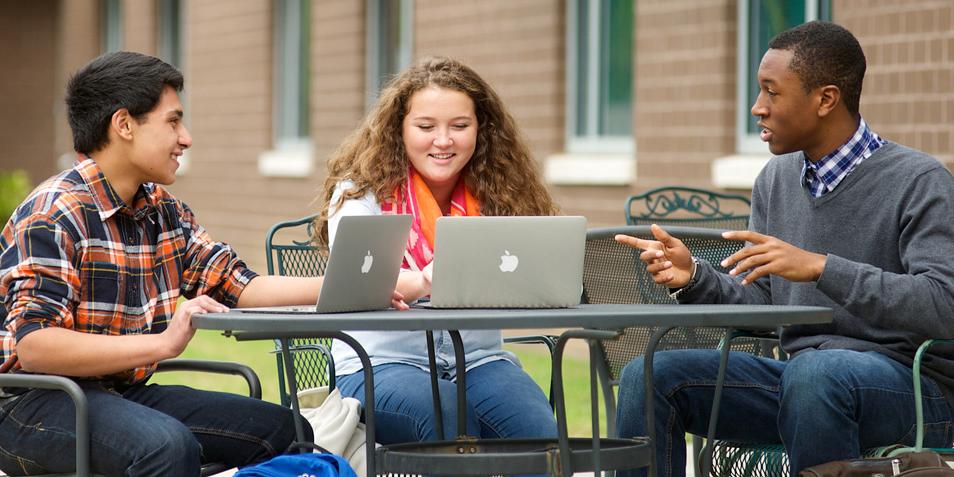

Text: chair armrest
xmin=504 ymin=334 xmax=559 ymax=355
xmin=503 ymin=334 xmax=560 ymax=409
xmin=0 ymin=374 xmax=91 ymax=476
xmin=907 ymin=339 xmax=954 ymax=451
xmin=156 ymin=359 xmax=262 ymax=399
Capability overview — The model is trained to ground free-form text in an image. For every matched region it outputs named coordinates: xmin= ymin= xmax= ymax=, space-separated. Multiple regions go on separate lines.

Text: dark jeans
xmin=0 ymin=381 xmax=309 ymax=476
xmin=615 ymin=349 xmax=954 ymax=477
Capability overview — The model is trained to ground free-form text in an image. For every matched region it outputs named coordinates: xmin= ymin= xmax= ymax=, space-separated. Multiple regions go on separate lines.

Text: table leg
xmin=645 ymin=326 xmax=678 ymax=477
xmin=554 ymin=329 xmax=620 ymax=477
xmin=425 ymin=331 xmax=445 ymax=441
xmin=700 ymin=328 xmax=734 ymax=477
xmin=588 ymin=339 xmax=602 ymax=477
xmin=272 ymin=333 xmax=378 ymax=477
xmin=278 ymin=338 xmax=307 ymax=446
xmin=447 ymin=331 xmax=467 ymax=438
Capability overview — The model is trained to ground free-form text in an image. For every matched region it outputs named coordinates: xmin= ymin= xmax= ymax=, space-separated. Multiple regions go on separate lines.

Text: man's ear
xmin=111 ymin=108 xmax=134 ymax=141
xmin=816 ymin=85 xmax=841 ymax=118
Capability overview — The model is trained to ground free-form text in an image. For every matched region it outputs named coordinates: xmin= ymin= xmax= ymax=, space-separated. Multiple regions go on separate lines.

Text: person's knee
xmin=126 ymin=419 xmax=200 ymax=475
xmin=620 ymin=351 xmax=699 ymax=395
xmin=248 ymin=403 xmax=308 ymax=463
xmin=780 ymin=351 xmax=856 ymax=413
xmin=782 ymin=352 xmax=853 ymax=393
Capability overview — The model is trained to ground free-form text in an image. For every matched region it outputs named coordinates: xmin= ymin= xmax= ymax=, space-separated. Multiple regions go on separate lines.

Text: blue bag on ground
xmin=234 ymin=453 xmax=358 ymax=477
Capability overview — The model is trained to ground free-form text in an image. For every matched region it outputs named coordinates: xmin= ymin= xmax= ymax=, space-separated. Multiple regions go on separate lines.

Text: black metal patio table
xmin=193 ymin=303 xmax=832 ymax=476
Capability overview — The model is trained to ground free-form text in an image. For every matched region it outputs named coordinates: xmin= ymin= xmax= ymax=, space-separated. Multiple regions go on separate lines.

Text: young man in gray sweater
xmin=615 ymin=21 xmax=954 ymax=477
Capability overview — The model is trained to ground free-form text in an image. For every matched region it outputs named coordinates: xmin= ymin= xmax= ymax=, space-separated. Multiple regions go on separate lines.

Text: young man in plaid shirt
xmin=0 ymin=52 xmax=404 ymax=476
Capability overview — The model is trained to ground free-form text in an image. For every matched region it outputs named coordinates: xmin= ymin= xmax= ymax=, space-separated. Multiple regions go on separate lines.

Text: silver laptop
xmin=426 ymin=216 xmax=586 ymax=308
xmin=237 ymin=214 xmax=412 ymax=314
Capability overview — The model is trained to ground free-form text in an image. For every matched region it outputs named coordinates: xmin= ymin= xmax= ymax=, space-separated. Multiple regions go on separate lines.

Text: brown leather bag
xmin=798 ymin=451 xmax=954 ymax=477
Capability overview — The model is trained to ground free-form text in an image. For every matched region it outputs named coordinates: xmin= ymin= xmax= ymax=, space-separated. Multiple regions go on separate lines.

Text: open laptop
xmin=424 ymin=216 xmax=586 ymax=308
xmin=237 ymin=214 xmax=412 ymax=314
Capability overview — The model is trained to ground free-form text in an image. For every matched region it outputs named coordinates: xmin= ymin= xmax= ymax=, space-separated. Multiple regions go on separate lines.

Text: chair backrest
xmin=583 ymin=225 xmax=761 ymax=387
xmin=625 ymin=186 xmax=751 ymax=230
xmin=265 ymin=214 xmax=335 ymax=406
xmin=265 ymin=214 xmax=328 ymax=277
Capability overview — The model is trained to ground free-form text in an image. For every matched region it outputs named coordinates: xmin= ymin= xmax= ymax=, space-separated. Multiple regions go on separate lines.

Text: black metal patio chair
xmin=0 ymin=358 xmax=262 ymax=477
xmin=583 ymin=225 xmax=778 ymax=476
xmin=625 ymin=186 xmax=751 ymax=230
xmin=264 ymin=214 xmax=335 ymax=406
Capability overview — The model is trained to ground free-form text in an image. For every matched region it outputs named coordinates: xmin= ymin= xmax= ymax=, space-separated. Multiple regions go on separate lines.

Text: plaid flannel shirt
xmin=0 ymin=157 xmax=257 ymax=384
xmin=802 ymin=117 xmax=886 ymax=198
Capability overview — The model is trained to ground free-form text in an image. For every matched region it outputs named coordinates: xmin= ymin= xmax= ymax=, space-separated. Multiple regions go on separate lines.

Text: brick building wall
xmin=835 ymin=0 xmax=954 ymax=169
xmin=53 ymin=0 xmax=101 ymax=166
xmin=0 ymin=0 xmax=58 ymax=184
xmin=122 ymin=0 xmax=157 ymax=56
xmin=632 ymin=0 xmax=737 ymax=189
xmin=170 ymin=0 xmax=285 ymax=271
xmin=3 ymin=0 xmax=953 ymax=272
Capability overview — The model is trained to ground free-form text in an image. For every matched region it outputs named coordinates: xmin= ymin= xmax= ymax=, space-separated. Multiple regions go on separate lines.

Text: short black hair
xmin=66 ymin=51 xmax=184 ymax=154
xmin=769 ymin=21 xmax=866 ymax=116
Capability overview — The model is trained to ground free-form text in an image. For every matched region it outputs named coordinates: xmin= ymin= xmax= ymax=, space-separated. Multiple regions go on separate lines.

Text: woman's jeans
xmin=615 ymin=349 xmax=954 ymax=477
xmin=337 ymin=360 xmax=557 ymax=443
xmin=0 ymin=381 xmax=308 ymax=476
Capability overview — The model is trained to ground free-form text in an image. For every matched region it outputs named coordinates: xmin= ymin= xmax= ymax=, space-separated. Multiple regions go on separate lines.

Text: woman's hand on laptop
xmin=391 ymin=290 xmax=409 ymax=310
xmin=615 ymin=224 xmax=694 ymax=288
xmin=394 ymin=265 xmax=433 ymax=305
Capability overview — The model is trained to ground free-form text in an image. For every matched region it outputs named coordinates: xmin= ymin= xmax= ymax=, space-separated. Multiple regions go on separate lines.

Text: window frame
xmin=735 ymin=0 xmax=831 ymax=154
xmin=365 ymin=0 xmax=412 ymax=108
xmin=101 ymin=0 xmax=123 ymax=53
xmin=565 ymin=0 xmax=635 ymax=156
xmin=259 ymin=0 xmax=313 ymax=178
xmin=273 ymin=0 xmax=311 ymax=149
xmin=156 ymin=0 xmax=183 ymax=68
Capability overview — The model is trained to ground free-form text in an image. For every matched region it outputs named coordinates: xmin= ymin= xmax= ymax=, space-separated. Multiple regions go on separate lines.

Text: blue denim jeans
xmin=337 ymin=360 xmax=557 ymax=443
xmin=0 ymin=381 xmax=308 ymax=476
xmin=615 ymin=349 xmax=954 ymax=477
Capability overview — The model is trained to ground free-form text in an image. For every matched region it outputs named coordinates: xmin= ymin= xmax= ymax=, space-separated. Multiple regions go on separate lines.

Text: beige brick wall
xmin=414 ymin=0 xmax=565 ymax=162
xmin=167 ymin=0 xmax=275 ymax=272
xmin=0 ymin=0 xmax=58 ymax=184
xmin=633 ymin=0 xmax=737 ymax=191
xmin=414 ymin=0 xmax=576 ymax=219
xmin=169 ymin=0 xmax=366 ymax=273
xmin=11 ymin=0 xmax=954 ymax=270
xmin=122 ymin=0 xmax=157 ymax=56
xmin=835 ymin=0 xmax=954 ymax=169
xmin=54 ymin=0 xmax=101 ymax=165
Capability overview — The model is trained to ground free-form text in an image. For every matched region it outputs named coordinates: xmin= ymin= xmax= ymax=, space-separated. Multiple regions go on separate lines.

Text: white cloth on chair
xmin=298 ymin=387 xmax=374 ymax=477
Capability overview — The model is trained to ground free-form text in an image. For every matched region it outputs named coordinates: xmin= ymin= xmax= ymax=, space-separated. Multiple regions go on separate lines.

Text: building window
xmin=101 ymin=0 xmax=122 ymax=53
xmin=274 ymin=0 xmax=311 ymax=146
xmin=157 ymin=0 xmax=190 ymax=175
xmin=157 ymin=0 xmax=183 ymax=67
xmin=736 ymin=0 xmax=831 ymax=154
xmin=567 ymin=0 xmax=634 ymax=154
xmin=365 ymin=0 xmax=412 ymax=105
xmin=259 ymin=0 xmax=313 ymax=177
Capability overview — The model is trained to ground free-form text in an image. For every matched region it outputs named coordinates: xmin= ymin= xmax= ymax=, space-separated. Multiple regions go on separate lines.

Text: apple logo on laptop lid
xmin=361 ymin=250 xmax=374 ymax=274
xmin=499 ymin=250 xmax=518 ymax=272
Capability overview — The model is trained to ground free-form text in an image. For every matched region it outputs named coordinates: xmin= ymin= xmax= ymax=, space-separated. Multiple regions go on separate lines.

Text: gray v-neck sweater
xmin=683 ymin=142 xmax=954 ymax=401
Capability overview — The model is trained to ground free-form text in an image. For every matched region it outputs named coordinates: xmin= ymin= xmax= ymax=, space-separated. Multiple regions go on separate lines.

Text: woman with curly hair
xmin=315 ymin=56 xmax=558 ymax=445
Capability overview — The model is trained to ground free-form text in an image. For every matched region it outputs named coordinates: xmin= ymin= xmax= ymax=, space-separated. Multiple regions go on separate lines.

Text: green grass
xmin=151 ymin=330 xmax=609 ymax=437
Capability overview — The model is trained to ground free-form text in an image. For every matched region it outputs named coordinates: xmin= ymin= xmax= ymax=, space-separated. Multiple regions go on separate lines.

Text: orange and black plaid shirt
xmin=0 ymin=157 xmax=257 ymax=384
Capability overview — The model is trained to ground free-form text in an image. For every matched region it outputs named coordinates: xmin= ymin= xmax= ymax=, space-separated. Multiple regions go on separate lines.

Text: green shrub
xmin=0 ymin=170 xmax=31 ymax=226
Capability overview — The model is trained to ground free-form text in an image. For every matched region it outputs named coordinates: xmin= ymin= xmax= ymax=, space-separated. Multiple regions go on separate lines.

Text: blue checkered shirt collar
xmin=802 ymin=117 xmax=886 ymax=198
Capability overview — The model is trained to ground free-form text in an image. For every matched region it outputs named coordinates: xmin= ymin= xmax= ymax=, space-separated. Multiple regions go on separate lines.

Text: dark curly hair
xmin=315 ymin=56 xmax=557 ymax=248
xmin=769 ymin=21 xmax=866 ymax=116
